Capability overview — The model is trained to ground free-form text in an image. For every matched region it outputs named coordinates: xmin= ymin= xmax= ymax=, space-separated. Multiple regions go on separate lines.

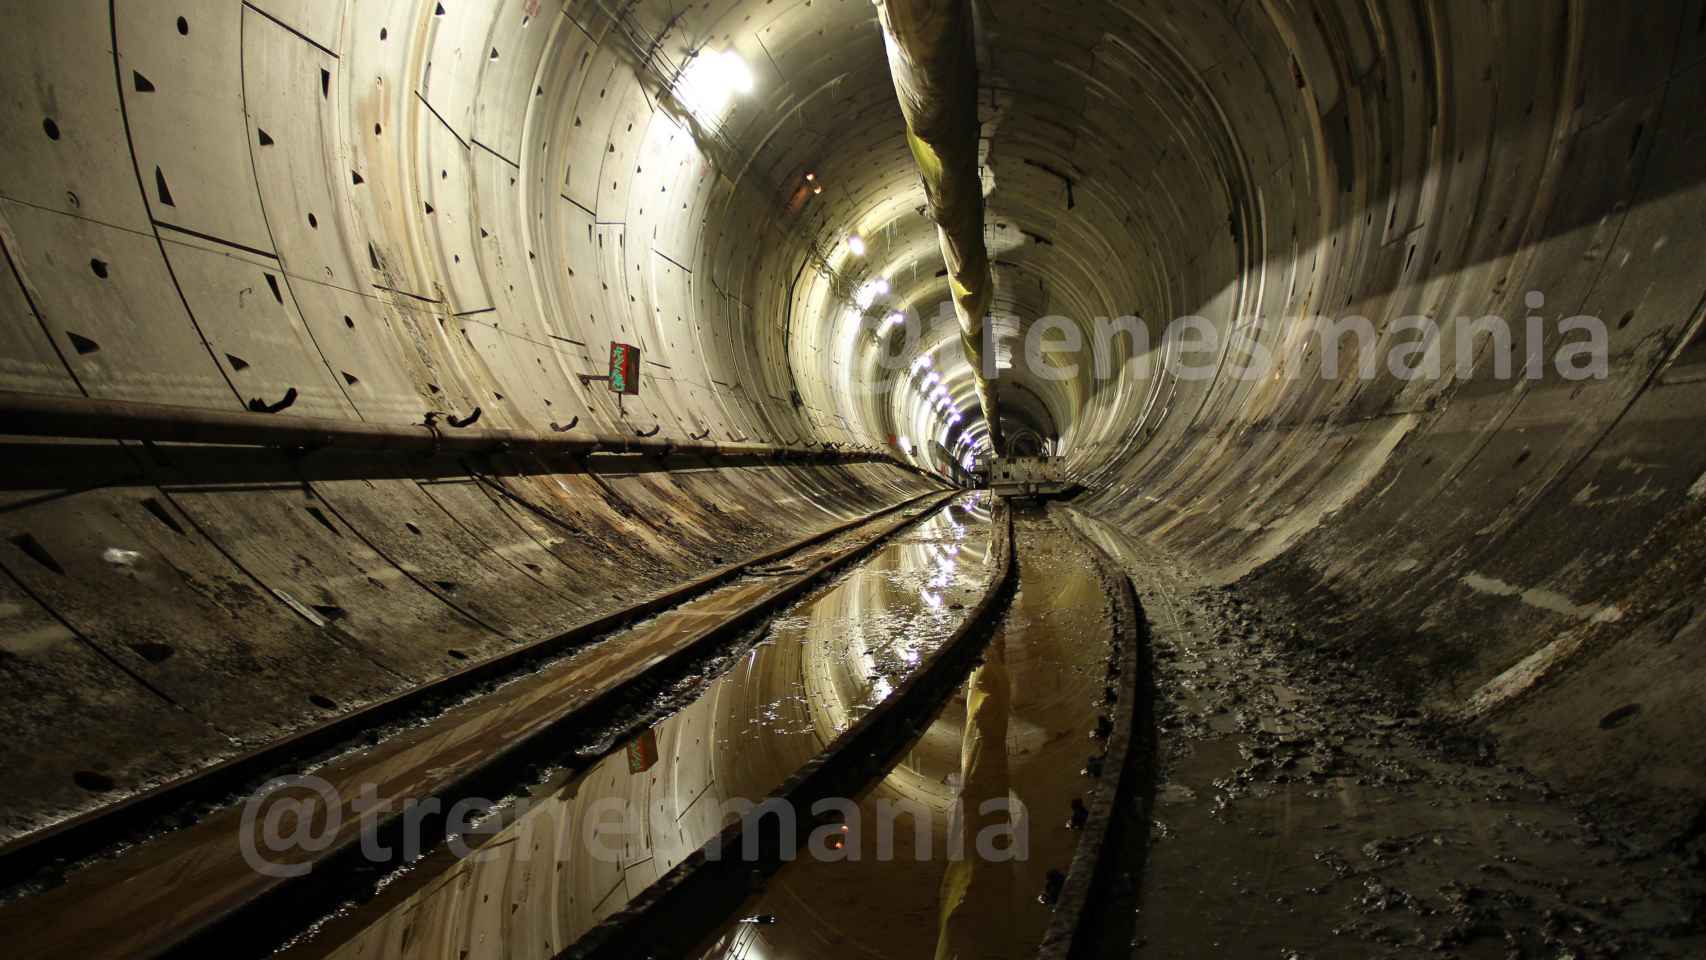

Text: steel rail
xmin=561 ymin=498 xmax=1017 ymax=960
xmin=0 ymin=489 xmax=943 ymax=899
xmin=0 ymin=492 xmax=962 ymax=960
xmin=1035 ymin=505 xmax=1152 ymax=960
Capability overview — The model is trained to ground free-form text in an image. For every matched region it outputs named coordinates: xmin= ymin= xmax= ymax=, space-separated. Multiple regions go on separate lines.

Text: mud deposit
xmin=1077 ymin=513 xmax=1706 ymax=959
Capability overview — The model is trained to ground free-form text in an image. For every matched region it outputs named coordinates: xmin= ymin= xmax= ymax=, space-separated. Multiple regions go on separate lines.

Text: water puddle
xmin=690 ymin=510 xmax=1116 ymax=960
xmin=276 ymin=496 xmax=994 ymax=960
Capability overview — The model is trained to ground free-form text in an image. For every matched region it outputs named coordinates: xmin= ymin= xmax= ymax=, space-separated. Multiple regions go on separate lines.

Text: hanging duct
xmin=872 ymin=0 xmax=1004 ymax=455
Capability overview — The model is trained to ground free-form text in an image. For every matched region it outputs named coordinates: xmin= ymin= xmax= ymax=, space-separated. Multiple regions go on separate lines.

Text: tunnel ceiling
xmin=5 ymin=0 xmax=1706 ymax=836
xmin=0 ymin=0 xmax=1351 ymax=472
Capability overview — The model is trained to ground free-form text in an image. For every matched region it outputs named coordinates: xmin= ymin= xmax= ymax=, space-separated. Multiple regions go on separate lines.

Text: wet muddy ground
xmin=1073 ymin=511 xmax=1706 ymax=959
xmin=269 ymin=496 xmax=996 ymax=960
xmin=693 ymin=508 xmax=1115 ymax=960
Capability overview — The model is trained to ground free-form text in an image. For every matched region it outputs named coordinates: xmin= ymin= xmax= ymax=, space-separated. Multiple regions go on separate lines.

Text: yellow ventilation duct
xmin=873 ymin=0 xmax=1004 ymax=455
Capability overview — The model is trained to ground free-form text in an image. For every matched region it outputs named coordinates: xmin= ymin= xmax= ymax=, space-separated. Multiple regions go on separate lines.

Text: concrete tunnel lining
xmin=1 ymin=0 xmax=1705 ymax=897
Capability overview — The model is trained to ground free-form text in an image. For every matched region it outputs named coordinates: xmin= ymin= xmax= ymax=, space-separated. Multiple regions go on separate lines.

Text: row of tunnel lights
xmin=672 ymin=48 xmax=989 ymax=474
xmin=673 ymin=46 xmax=950 ymax=461
xmin=674 ymin=49 xmax=966 ymax=464
xmin=839 ymin=231 xmax=971 ymax=466
xmin=676 ymin=48 xmax=988 ymax=471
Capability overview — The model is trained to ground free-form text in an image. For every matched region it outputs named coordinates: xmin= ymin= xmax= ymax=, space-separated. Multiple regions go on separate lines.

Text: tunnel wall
xmin=0 ymin=0 xmax=938 ymax=842
xmin=1058 ymin=1 xmax=1706 ymax=839
xmin=0 ymin=0 xmax=860 ymax=445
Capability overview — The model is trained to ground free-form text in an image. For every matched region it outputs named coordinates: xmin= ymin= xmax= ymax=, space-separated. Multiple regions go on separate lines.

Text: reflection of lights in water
xmin=871 ymin=676 xmax=894 ymax=701
xmin=922 ymin=590 xmax=942 ymax=609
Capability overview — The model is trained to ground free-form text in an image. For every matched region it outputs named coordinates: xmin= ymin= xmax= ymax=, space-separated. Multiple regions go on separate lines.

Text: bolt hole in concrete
xmin=404 ymin=521 xmax=422 ymax=535
xmin=72 ymin=771 xmax=115 ymax=793
xmin=42 ymin=117 xmax=59 ymax=140
xmin=129 ymin=643 xmax=174 ymax=664
xmin=1599 ymin=703 xmax=1642 ymax=730
xmin=140 ymin=498 xmax=186 ymax=536
xmin=308 ymin=694 xmax=339 ymax=711
xmin=9 ymin=532 xmax=65 ymax=575
xmin=88 ymin=258 xmax=108 ymax=278
xmin=446 ymin=649 xmax=469 ymax=660
xmin=175 ymin=15 xmax=187 ymax=35
xmin=305 ymin=506 xmax=340 ymax=536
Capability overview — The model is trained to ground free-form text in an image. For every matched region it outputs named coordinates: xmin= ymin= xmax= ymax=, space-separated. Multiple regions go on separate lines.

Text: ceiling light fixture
xmin=677 ymin=49 xmax=753 ymax=122
xmin=853 ymin=278 xmax=889 ymax=310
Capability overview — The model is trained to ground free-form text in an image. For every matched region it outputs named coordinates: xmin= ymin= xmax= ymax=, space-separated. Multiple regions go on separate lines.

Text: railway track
xmin=1 ymin=496 xmax=1156 ymax=960
xmin=560 ymin=499 xmax=1018 ymax=960
xmin=669 ymin=505 xmax=1151 ymax=960
xmin=536 ymin=505 xmax=1148 ymax=960
xmin=0 ymin=490 xmax=960 ymax=959
xmin=0 ymin=480 xmax=943 ymax=886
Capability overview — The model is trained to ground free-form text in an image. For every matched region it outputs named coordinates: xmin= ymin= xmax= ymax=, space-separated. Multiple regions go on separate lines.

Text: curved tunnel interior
xmin=3 ymin=0 xmax=1706 ymax=953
